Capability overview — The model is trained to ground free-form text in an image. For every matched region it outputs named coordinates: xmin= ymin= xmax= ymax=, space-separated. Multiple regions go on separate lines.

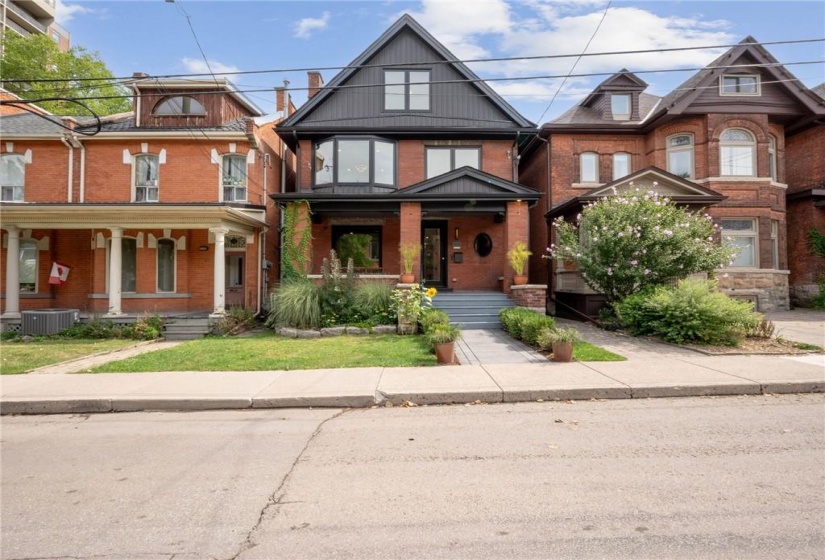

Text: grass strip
xmin=1 ymin=338 xmax=138 ymax=374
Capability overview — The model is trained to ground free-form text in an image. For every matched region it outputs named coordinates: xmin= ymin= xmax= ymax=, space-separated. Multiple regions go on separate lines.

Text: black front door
xmin=422 ymin=221 xmax=447 ymax=288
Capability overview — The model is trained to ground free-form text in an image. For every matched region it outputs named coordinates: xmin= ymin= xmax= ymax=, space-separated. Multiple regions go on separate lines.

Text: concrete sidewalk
xmin=1 ymin=353 xmax=822 ymax=415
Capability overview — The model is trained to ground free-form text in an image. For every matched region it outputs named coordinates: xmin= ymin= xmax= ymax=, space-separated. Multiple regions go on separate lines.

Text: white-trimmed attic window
xmin=611 ymin=94 xmax=631 ymax=120
xmin=153 ymin=96 xmax=206 ymax=116
xmin=720 ymin=74 xmax=760 ymax=96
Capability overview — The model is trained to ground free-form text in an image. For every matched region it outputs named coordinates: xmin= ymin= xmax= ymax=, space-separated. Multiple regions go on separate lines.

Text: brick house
xmin=273 ymin=14 xmax=540 ymax=293
xmin=520 ymin=38 xmax=825 ymax=316
xmin=0 ymin=77 xmax=289 ymax=329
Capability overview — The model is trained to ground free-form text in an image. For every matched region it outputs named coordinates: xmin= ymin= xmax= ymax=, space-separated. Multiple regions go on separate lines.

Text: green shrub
xmin=123 ymin=314 xmax=164 ymax=340
xmin=354 ymin=282 xmax=396 ymax=325
xmin=419 ymin=308 xmax=450 ymax=333
xmin=212 ymin=306 xmax=255 ymax=336
xmin=425 ymin=323 xmax=461 ymax=345
xmin=520 ymin=314 xmax=556 ymax=346
xmin=499 ymin=307 xmax=536 ymax=339
xmin=267 ymin=280 xmax=321 ymax=329
xmin=60 ymin=318 xmax=119 ymax=339
xmin=535 ymin=326 xmax=556 ymax=351
xmin=616 ymin=279 xmax=761 ymax=346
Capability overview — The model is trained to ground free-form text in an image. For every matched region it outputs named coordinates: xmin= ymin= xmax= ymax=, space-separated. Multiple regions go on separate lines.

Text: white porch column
xmin=3 ymin=226 xmax=21 ymax=318
xmin=210 ymin=227 xmax=228 ymax=317
xmin=107 ymin=227 xmax=123 ymax=316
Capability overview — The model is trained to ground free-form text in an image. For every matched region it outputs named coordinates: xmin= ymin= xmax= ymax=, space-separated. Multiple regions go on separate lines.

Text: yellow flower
xmin=426 ymin=287 xmax=438 ymax=298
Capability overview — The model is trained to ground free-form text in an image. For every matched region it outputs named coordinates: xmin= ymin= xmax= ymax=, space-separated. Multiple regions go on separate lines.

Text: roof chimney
xmin=307 ymin=71 xmax=324 ymax=99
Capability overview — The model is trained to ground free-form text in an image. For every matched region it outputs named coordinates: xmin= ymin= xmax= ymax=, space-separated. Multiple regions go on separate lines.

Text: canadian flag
xmin=49 ymin=262 xmax=70 ymax=286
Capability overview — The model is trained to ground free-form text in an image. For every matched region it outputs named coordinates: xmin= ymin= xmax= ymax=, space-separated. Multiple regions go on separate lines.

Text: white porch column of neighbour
xmin=3 ymin=226 xmax=21 ymax=318
xmin=107 ymin=227 xmax=123 ymax=316
xmin=210 ymin=227 xmax=228 ymax=316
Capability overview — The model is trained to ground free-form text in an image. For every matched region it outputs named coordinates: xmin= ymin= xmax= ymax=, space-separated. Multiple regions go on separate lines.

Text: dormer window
xmin=720 ymin=75 xmax=760 ymax=96
xmin=611 ymin=94 xmax=631 ymax=120
xmin=153 ymin=96 xmax=206 ymax=115
xmin=384 ymin=70 xmax=430 ymax=111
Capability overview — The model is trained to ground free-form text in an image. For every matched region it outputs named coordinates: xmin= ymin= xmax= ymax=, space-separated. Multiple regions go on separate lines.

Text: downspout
xmin=79 ymin=142 xmax=86 ymax=202
xmin=60 ymin=136 xmax=75 ymax=202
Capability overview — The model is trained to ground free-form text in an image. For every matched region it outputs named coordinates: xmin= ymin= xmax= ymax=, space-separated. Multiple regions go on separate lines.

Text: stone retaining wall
xmin=717 ymin=270 xmax=790 ymax=312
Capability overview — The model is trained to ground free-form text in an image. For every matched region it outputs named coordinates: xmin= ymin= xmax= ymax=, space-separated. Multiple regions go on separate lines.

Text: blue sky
xmin=58 ymin=0 xmax=825 ymax=124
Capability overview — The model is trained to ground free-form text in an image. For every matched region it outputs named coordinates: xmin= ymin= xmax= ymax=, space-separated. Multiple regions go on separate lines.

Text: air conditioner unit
xmin=21 ymin=309 xmax=79 ymax=336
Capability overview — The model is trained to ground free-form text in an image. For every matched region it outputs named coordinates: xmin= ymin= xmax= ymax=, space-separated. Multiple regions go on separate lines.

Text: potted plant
xmin=507 ymin=241 xmax=532 ymax=285
xmin=426 ymin=323 xmax=461 ymax=365
xmin=547 ymin=327 xmax=581 ymax=362
xmin=399 ymin=242 xmax=420 ymax=283
xmin=392 ymin=285 xmax=436 ymax=335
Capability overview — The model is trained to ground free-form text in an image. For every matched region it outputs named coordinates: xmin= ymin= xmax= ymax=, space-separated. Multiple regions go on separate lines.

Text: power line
xmin=537 ymin=0 xmax=612 ymax=124
xmin=2 ymin=38 xmax=823 ymax=85
xmin=4 ymin=60 xmax=821 ymax=106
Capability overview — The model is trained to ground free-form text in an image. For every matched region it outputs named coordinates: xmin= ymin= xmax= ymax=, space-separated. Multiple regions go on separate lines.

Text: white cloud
xmin=294 ymin=11 xmax=331 ymax=39
xmin=181 ymin=58 xmax=241 ymax=77
xmin=55 ymin=1 xmax=99 ymax=24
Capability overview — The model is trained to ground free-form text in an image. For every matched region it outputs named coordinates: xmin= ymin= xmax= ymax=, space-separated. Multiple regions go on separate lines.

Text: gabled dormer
xmin=130 ymin=74 xmax=263 ymax=129
xmin=580 ymin=70 xmax=648 ymax=122
xmin=653 ymin=36 xmax=825 ymax=132
xmin=278 ymin=14 xmax=534 ymax=134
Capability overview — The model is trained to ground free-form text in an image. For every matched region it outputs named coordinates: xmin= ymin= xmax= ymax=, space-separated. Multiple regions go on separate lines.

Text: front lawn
xmin=0 ymin=338 xmax=138 ymax=375
xmin=573 ymin=341 xmax=626 ymax=361
xmin=89 ymin=332 xmax=436 ymax=372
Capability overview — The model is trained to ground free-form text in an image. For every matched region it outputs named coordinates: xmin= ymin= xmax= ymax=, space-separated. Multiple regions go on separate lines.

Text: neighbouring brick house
xmin=785 ymin=83 xmax=825 ymax=306
xmin=520 ymin=38 xmax=825 ymax=316
xmin=273 ymin=14 xmax=540 ymax=293
xmin=0 ymin=77 xmax=290 ymax=328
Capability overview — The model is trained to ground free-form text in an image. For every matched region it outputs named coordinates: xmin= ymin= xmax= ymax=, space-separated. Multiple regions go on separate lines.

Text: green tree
xmin=1 ymin=33 xmax=130 ymax=116
xmin=547 ymin=187 xmax=736 ymax=304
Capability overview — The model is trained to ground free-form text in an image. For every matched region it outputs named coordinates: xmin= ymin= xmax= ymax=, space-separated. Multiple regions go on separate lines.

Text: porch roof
xmin=0 ymin=203 xmax=267 ymax=233
xmin=545 ymin=166 xmax=726 ymax=221
xmin=271 ymin=167 xmax=540 ymax=217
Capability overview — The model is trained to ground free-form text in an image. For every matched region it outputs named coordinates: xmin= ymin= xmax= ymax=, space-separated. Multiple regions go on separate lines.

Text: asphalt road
xmin=2 ymin=395 xmax=823 ymax=560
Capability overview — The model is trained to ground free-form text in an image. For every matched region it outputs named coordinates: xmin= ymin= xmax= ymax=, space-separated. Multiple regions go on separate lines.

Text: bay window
xmin=722 ymin=219 xmax=757 ymax=267
xmin=314 ymin=138 xmax=396 ymax=189
xmin=720 ymin=129 xmax=755 ymax=176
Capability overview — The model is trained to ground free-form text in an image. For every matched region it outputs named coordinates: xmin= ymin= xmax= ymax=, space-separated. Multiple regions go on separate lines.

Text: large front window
xmin=332 ymin=226 xmax=382 ymax=270
xmin=385 ymin=69 xmax=430 ymax=111
xmin=720 ymin=129 xmax=755 ymax=176
xmin=1 ymin=154 xmax=25 ymax=202
xmin=667 ymin=134 xmax=694 ymax=179
xmin=134 ymin=155 xmax=159 ymax=202
xmin=314 ymin=138 xmax=396 ymax=188
xmin=107 ymin=238 xmax=137 ymax=292
xmin=222 ymin=154 xmax=247 ymax=201
xmin=426 ymin=147 xmax=480 ymax=178
xmin=722 ymin=218 xmax=757 ymax=267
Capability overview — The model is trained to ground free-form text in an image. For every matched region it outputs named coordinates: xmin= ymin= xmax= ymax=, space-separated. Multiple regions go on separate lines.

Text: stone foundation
xmin=716 ymin=270 xmax=790 ymax=312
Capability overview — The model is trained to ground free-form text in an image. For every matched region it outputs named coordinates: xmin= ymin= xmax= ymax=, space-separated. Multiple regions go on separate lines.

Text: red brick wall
xmin=520 ymin=141 xmax=550 ymax=284
xmin=786 ymin=126 xmax=825 ymax=193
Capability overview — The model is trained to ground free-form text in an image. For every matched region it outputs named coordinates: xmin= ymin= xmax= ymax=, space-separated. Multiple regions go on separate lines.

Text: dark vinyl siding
xmin=299 ymin=29 xmax=519 ymax=129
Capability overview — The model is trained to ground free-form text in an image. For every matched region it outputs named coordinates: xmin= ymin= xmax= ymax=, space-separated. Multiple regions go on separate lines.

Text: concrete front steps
xmin=163 ymin=317 xmax=211 ymax=341
xmin=431 ymin=291 xmax=515 ymax=329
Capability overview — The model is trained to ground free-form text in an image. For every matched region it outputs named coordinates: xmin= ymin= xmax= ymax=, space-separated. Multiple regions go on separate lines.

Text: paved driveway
xmin=766 ymin=308 xmax=825 ymax=347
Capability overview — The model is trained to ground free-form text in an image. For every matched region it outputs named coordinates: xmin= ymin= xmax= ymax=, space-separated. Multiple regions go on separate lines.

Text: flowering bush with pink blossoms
xmin=546 ymin=186 xmax=736 ymax=304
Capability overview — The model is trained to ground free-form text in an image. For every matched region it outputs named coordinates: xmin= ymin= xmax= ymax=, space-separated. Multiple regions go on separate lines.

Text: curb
xmin=2 ymin=381 xmax=821 ymax=415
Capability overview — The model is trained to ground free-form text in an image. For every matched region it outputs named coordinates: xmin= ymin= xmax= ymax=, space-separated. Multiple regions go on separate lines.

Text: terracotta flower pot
xmin=552 ymin=341 xmax=574 ymax=362
xmin=513 ymin=275 xmax=528 ymax=286
xmin=434 ymin=341 xmax=455 ymax=364
xmin=400 ymin=273 xmax=415 ymax=284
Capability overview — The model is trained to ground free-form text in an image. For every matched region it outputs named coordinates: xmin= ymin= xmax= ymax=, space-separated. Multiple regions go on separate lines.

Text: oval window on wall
xmin=474 ymin=233 xmax=493 ymax=257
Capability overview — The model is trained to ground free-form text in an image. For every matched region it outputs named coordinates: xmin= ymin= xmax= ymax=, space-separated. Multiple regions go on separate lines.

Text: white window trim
xmin=719 ymin=74 xmax=761 ymax=97
xmin=579 ymin=152 xmax=599 ymax=184
xmin=770 ymin=220 xmax=779 ymax=270
xmin=1 ymin=152 xmax=28 ymax=202
xmin=131 ymin=153 xmax=162 ymax=202
xmin=612 ymin=152 xmax=631 ymax=181
xmin=768 ymin=136 xmax=777 ymax=182
xmin=221 ymin=153 xmax=248 ymax=202
xmin=611 ymin=94 xmax=631 ymax=120
xmin=719 ymin=128 xmax=756 ymax=177
xmin=666 ymin=133 xmax=694 ymax=179
xmin=156 ymin=238 xmax=177 ymax=293
xmin=722 ymin=218 xmax=759 ymax=269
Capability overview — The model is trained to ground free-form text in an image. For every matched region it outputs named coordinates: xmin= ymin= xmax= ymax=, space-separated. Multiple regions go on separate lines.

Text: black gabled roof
xmin=279 ymin=14 xmax=534 ymax=129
